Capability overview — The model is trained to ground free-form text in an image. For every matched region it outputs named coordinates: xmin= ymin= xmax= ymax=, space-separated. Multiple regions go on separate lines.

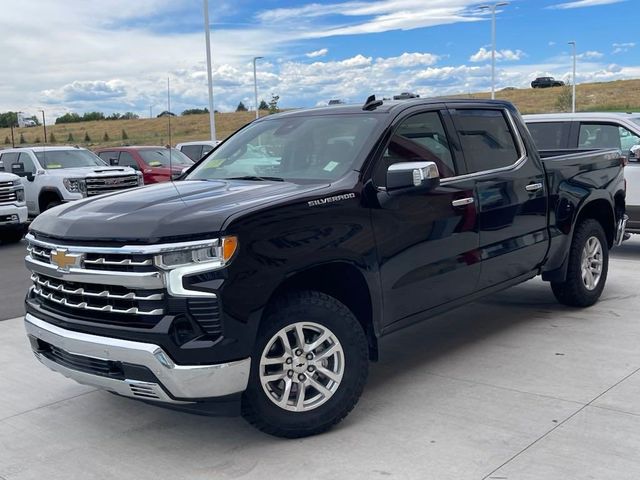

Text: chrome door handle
xmin=525 ymin=183 xmax=543 ymax=192
xmin=452 ymin=197 xmax=474 ymax=207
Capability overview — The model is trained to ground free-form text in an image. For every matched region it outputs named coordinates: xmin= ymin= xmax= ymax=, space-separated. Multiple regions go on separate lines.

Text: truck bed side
xmin=539 ymin=148 xmax=626 ymax=280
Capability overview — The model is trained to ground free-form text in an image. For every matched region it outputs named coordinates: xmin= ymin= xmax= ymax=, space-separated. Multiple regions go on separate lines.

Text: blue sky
xmin=0 ymin=0 xmax=637 ymax=120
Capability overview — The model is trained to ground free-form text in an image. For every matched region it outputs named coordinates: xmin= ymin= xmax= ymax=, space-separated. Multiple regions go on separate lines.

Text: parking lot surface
xmin=2 ymin=238 xmax=640 ymax=479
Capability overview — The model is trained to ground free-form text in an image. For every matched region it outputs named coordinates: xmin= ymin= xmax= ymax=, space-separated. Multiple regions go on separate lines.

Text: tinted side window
xmin=180 ymin=145 xmax=202 ymax=161
xmin=118 ymin=152 xmax=139 ymax=169
xmin=578 ymin=123 xmax=640 ymax=152
xmin=18 ymin=153 xmax=36 ymax=172
xmin=453 ymin=109 xmax=520 ymax=173
xmin=578 ymin=123 xmax=621 ymax=149
xmin=1 ymin=152 xmax=20 ymax=172
xmin=374 ymin=111 xmax=456 ymax=185
xmin=527 ymin=122 xmax=571 ymax=149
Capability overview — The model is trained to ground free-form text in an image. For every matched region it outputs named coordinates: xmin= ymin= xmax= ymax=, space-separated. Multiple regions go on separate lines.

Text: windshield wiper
xmin=225 ymin=176 xmax=285 ymax=182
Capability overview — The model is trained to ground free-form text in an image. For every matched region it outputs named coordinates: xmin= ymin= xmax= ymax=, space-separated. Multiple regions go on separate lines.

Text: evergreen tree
xmin=103 ymin=132 xmax=110 ymax=141
xmin=236 ymin=101 xmax=248 ymax=112
xmin=49 ymin=132 xmax=56 ymax=143
xmin=19 ymin=133 xmax=26 ymax=144
xmin=121 ymin=129 xmax=128 ymax=141
xmin=3 ymin=136 xmax=9 ymax=145
xmin=67 ymin=132 xmax=74 ymax=142
xmin=84 ymin=132 xmax=91 ymax=142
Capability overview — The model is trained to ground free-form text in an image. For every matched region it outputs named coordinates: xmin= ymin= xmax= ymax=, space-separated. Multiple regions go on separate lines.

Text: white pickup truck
xmin=0 ymin=146 xmax=142 ymax=216
xmin=0 ymin=171 xmax=28 ymax=243
xmin=525 ymin=112 xmax=640 ymax=234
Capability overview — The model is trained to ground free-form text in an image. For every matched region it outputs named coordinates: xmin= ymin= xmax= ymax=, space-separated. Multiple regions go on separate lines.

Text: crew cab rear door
xmin=369 ymin=106 xmax=481 ymax=329
xmin=447 ymin=105 xmax=549 ymax=289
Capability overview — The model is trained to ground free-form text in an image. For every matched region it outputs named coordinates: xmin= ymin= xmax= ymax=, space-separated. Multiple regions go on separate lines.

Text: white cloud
xmin=470 ymin=47 xmax=525 ymax=62
xmin=375 ymin=52 xmax=439 ymax=68
xmin=548 ymin=0 xmax=626 ymax=9
xmin=306 ymin=48 xmax=329 ymax=58
xmin=613 ymin=42 xmax=636 ymax=54
xmin=548 ymin=41 xmax=556 ymax=47
xmin=577 ymin=50 xmax=604 ymax=59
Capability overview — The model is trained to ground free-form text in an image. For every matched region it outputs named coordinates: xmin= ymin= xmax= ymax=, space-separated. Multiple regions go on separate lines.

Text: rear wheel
xmin=242 ymin=290 xmax=369 ymax=438
xmin=551 ymin=219 xmax=608 ymax=307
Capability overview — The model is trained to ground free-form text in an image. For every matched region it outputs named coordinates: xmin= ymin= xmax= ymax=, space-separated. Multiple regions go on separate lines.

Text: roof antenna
xmin=363 ymin=94 xmax=383 ymax=111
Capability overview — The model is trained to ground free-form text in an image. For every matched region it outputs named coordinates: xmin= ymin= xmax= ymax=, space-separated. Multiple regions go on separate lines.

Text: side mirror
xmin=386 ymin=161 xmax=440 ymax=194
xmin=109 ymin=157 xmax=119 ymax=166
xmin=11 ymin=162 xmax=26 ymax=176
xmin=630 ymin=144 xmax=640 ymax=162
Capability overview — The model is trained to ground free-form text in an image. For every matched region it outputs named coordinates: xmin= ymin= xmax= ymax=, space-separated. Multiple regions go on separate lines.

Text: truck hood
xmin=30 ymin=179 xmax=328 ymax=242
xmin=43 ymin=166 xmax=136 ymax=177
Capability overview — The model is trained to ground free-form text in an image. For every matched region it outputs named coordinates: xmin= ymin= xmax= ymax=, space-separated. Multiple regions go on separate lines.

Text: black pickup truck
xmin=24 ymin=98 xmax=626 ymax=438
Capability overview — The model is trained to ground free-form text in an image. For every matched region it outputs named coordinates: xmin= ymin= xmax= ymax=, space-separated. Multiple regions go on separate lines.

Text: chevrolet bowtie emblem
xmin=50 ymin=249 xmax=81 ymax=271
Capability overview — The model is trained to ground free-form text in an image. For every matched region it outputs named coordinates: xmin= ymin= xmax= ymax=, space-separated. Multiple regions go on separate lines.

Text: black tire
xmin=44 ymin=200 xmax=61 ymax=211
xmin=1 ymin=226 xmax=25 ymax=244
xmin=551 ymin=219 xmax=609 ymax=307
xmin=242 ymin=290 xmax=369 ymax=438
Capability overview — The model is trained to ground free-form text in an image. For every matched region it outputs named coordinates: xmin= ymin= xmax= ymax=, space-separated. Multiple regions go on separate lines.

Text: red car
xmin=94 ymin=146 xmax=194 ymax=184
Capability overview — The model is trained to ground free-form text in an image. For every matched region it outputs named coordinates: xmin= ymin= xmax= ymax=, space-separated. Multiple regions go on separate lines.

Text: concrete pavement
xmin=1 ymin=239 xmax=640 ymax=479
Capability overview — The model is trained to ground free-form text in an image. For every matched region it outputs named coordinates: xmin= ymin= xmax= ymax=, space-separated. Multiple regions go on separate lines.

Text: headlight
xmin=15 ymin=188 xmax=25 ymax=202
xmin=63 ymin=178 xmax=87 ymax=194
xmin=155 ymin=236 xmax=238 ymax=269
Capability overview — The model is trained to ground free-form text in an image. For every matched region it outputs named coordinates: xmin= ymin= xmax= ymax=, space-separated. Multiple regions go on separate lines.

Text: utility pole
xmin=568 ymin=41 xmax=577 ymax=113
xmin=39 ymin=110 xmax=47 ymax=144
xmin=479 ymin=2 xmax=509 ymax=100
xmin=203 ymin=0 xmax=217 ymax=141
xmin=253 ymin=56 xmax=264 ymax=119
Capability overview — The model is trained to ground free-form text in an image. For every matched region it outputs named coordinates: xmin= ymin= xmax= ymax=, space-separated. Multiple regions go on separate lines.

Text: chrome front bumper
xmin=25 ymin=314 xmax=250 ymax=404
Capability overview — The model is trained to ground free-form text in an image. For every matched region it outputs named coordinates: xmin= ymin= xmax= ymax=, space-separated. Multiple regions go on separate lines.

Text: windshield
xmin=34 ymin=150 xmax=107 ymax=169
xmin=632 ymin=118 xmax=640 ymax=129
xmin=139 ymin=149 xmax=193 ymax=167
xmin=187 ymin=114 xmax=381 ymax=182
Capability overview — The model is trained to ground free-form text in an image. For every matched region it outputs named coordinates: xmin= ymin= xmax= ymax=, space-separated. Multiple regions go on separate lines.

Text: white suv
xmin=0 ymin=172 xmax=28 ymax=243
xmin=0 ymin=146 xmax=142 ymax=216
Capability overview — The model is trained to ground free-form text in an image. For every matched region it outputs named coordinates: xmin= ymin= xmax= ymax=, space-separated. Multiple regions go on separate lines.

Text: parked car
xmin=393 ymin=92 xmax=420 ymax=100
xmin=176 ymin=140 xmax=220 ymax=161
xmin=0 ymin=172 xmax=28 ymax=243
xmin=0 ymin=146 xmax=142 ymax=216
xmin=531 ymin=77 xmax=565 ymax=88
xmin=95 ymin=146 xmax=194 ymax=184
xmin=24 ymin=98 xmax=625 ymax=438
xmin=524 ymin=112 xmax=640 ymax=234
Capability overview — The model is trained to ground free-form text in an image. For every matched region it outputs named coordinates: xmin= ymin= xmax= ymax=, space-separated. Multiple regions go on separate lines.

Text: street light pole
xmin=568 ymin=41 xmax=577 ymax=113
xmin=203 ymin=0 xmax=217 ymax=141
xmin=253 ymin=56 xmax=264 ymax=120
xmin=479 ymin=2 xmax=509 ymax=100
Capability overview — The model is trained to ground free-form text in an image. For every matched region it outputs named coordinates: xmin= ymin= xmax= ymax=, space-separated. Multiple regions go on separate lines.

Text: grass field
xmin=2 ymin=79 xmax=639 ymax=151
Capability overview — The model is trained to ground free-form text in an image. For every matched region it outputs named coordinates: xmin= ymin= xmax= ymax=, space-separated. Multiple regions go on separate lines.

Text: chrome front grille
xmin=31 ymin=273 xmax=165 ymax=317
xmin=0 ymin=190 xmax=18 ymax=204
xmin=86 ymin=175 xmax=139 ymax=196
xmin=27 ymin=243 xmax=155 ymax=272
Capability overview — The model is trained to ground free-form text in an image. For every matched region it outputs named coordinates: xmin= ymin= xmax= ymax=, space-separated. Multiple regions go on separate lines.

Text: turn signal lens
xmin=221 ymin=236 xmax=238 ymax=263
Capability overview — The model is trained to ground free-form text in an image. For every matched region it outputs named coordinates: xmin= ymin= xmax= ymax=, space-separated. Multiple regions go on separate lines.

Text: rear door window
xmin=451 ymin=109 xmax=521 ymax=173
xmin=180 ymin=145 xmax=203 ymax=161
xmin=527 ymin=122 xmax=571 ymax=150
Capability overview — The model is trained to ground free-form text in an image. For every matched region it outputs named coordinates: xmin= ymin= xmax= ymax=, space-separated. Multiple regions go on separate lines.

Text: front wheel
xmin=242 ymin=290 xmax=369 ymax=438
xmin=1 ymin=226 xmax=26 ymax=244
xmin=551 ymin=219 xmax=609 ymax=307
